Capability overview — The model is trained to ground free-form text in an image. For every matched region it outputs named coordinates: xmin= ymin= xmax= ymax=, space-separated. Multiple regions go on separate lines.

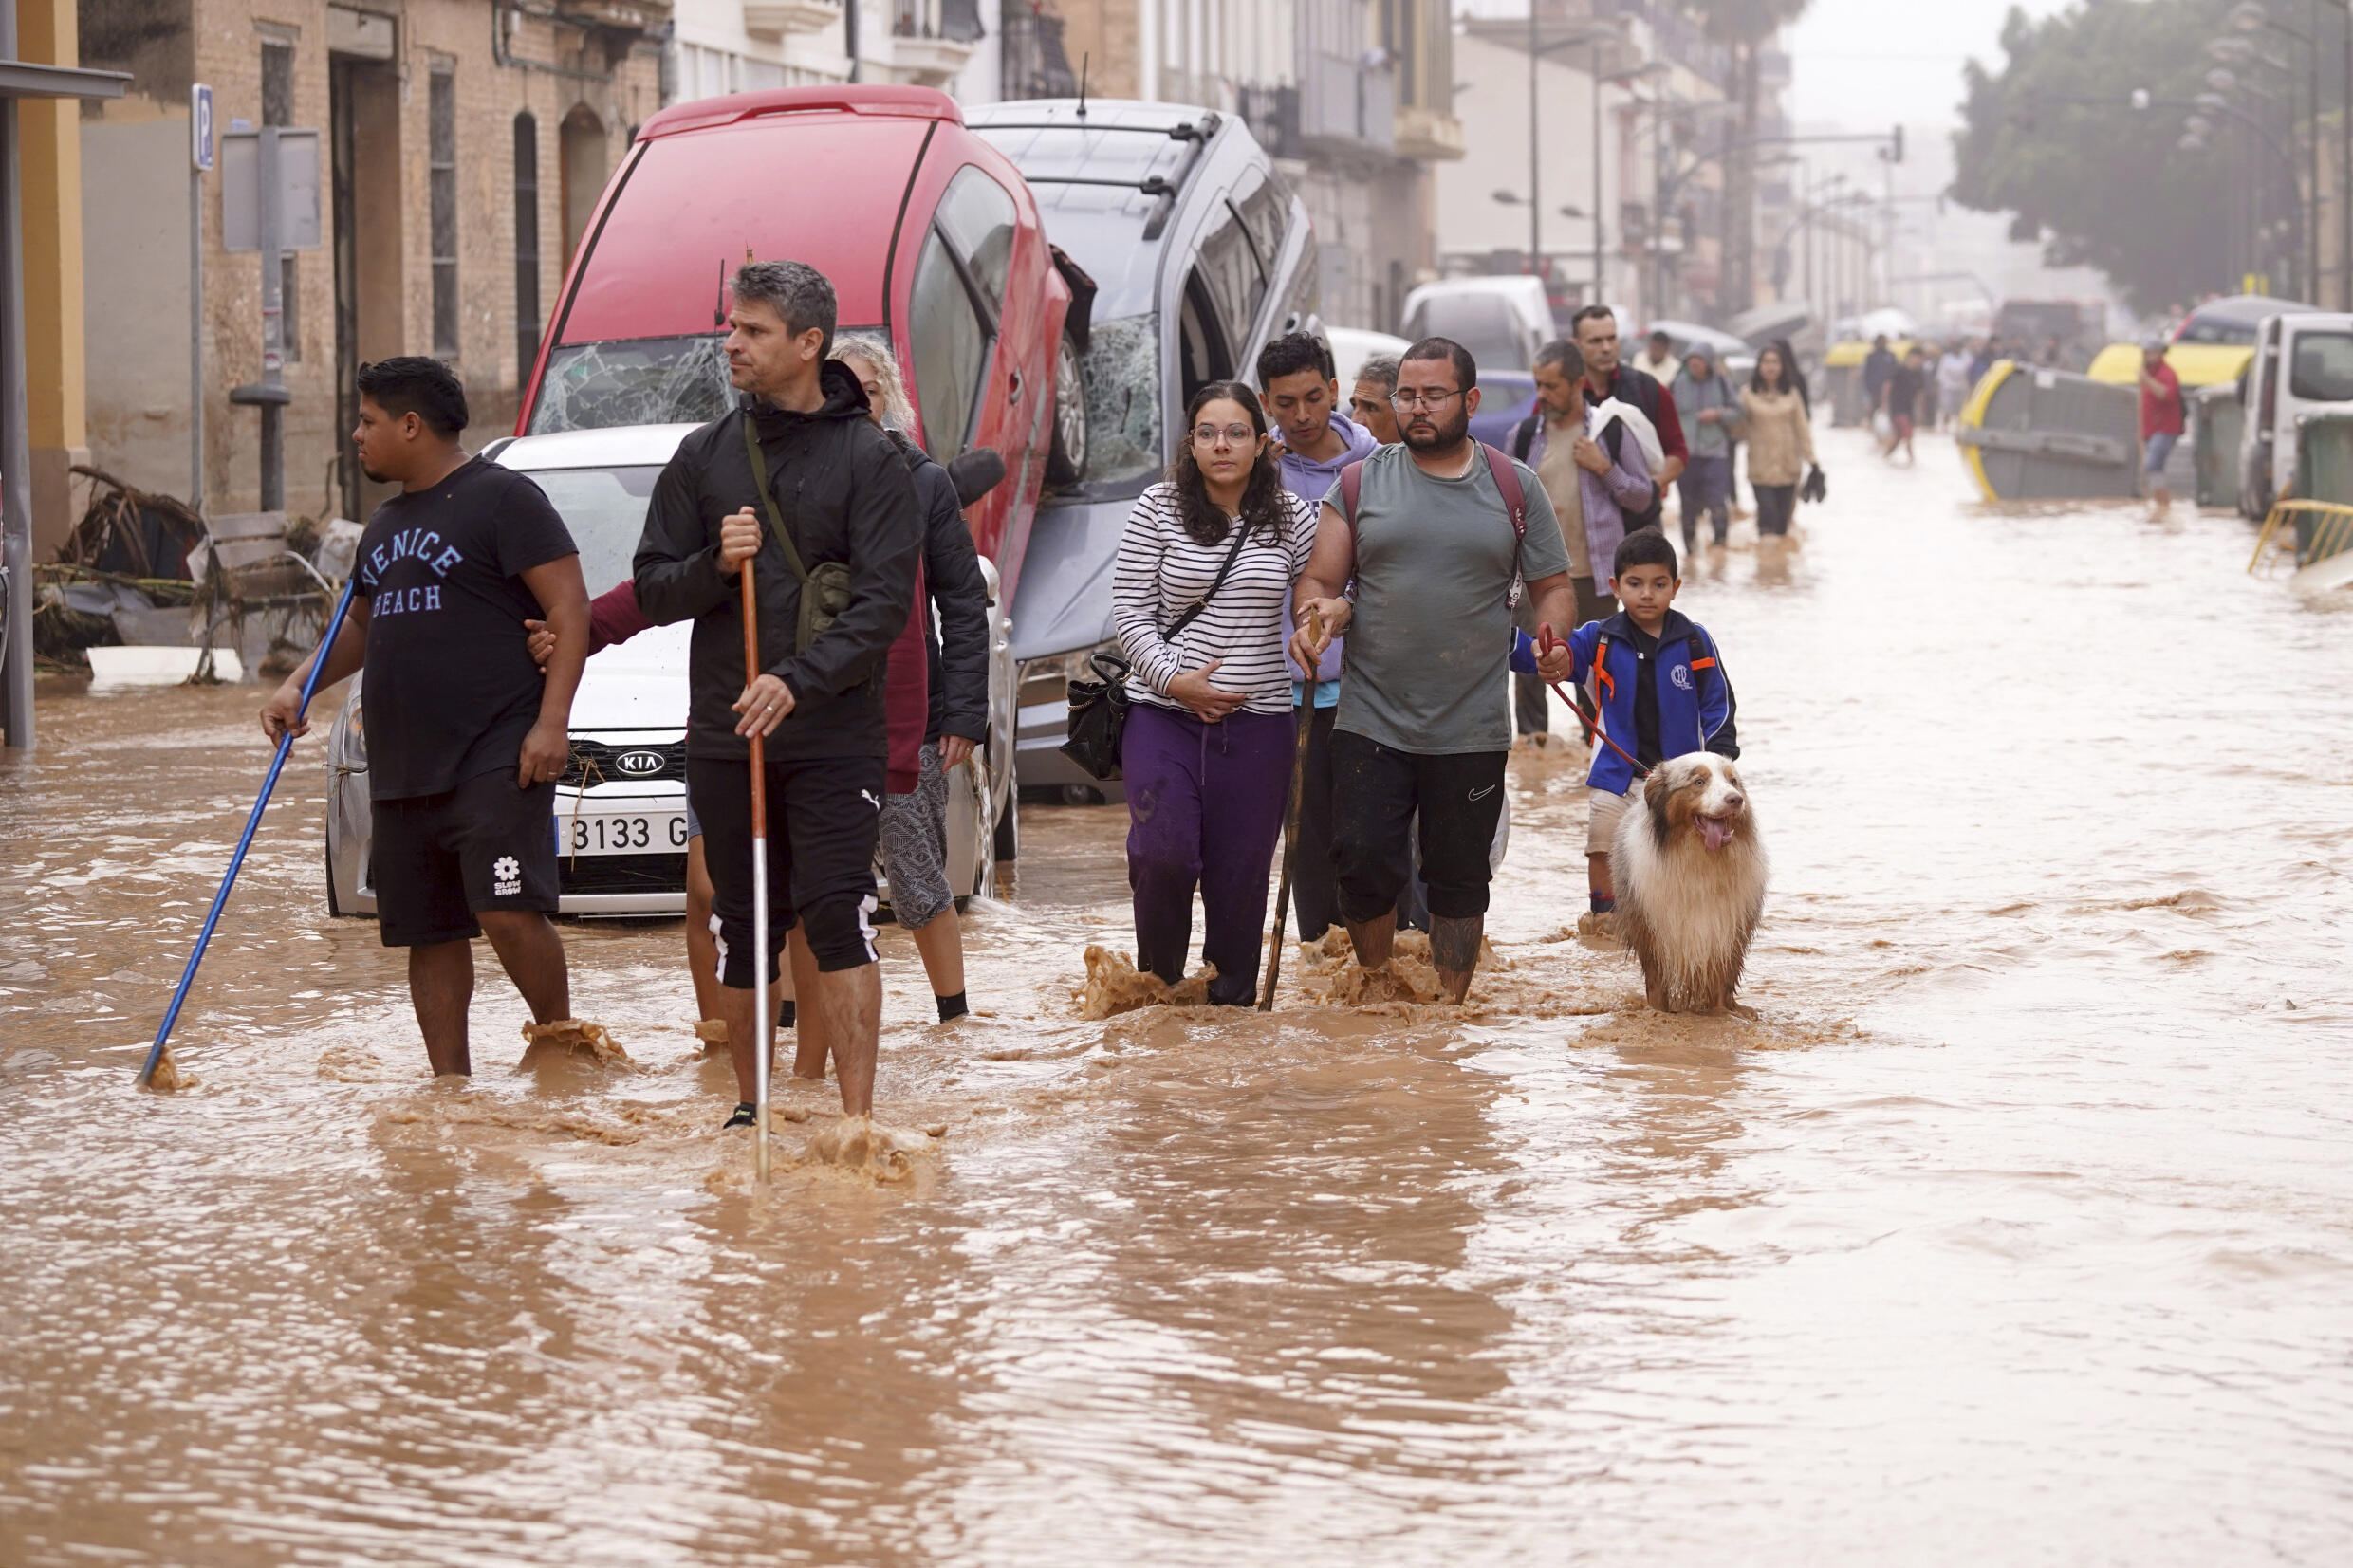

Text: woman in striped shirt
xmin=1113 ymin=380 xmax=1319 ymax=1005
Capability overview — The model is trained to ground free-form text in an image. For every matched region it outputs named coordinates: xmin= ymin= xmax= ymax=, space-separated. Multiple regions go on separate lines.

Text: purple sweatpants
xmin=1122 ymin=701 xmax=1294 ymax=1006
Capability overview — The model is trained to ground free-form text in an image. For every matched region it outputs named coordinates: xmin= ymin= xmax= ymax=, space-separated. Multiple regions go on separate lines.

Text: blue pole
xmin=137 ymin=574 xmax=360 ymax=1087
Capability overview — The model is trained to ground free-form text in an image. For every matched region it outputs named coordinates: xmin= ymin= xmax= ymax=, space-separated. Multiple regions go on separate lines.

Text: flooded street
xmin=6 ymin=428 xmax=2353 ymax=1563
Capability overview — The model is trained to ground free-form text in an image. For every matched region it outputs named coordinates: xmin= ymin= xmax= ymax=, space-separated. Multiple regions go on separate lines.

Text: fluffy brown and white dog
xmin=1610 ymin=752 xmax=1768 ymax=1014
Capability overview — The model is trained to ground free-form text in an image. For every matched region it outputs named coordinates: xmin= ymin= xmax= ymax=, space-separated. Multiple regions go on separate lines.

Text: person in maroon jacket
xmin=1570 ymin=304 xmax=1685 ymax=534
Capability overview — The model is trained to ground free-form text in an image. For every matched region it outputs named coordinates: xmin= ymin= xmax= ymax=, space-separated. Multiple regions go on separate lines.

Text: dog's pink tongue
xmin=1697 ymin=815 xmax=1734 ymax=851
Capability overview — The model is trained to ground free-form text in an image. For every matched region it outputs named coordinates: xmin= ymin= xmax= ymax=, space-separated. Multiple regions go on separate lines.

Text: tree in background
xmin=1691 ymin=0 xmax=1812 ymax=317
xmin=1952 ymin=0 xmax=2240 ymax=315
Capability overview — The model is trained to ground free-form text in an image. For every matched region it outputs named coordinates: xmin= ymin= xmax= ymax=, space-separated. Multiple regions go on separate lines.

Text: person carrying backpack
xmin=1544 ymin=528 xmax=1739 ymax=925
xmin=1511 ymin=338 xmax=1656 ymax=739
xmin=1290 ymin=337 xmax=1579 ymax=1005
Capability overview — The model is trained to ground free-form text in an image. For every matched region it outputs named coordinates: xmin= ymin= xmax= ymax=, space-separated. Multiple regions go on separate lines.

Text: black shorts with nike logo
xmin=1326 ymin=732 xmax=1507 ymax=922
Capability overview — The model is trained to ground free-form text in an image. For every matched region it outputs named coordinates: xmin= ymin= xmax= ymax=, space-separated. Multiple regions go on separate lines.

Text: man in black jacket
xmin=634 ymin=260 xmax=921 ymax=1132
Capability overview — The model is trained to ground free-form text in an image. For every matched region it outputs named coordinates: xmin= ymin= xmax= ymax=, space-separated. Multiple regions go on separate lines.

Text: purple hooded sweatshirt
xmin=1517 ymin=407 xmax=1654 ymax=582
xmin=1275 ymin=408 xmax=1379 ymax=700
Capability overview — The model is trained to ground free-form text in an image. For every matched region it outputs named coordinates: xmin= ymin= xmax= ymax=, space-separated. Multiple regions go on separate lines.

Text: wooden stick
xmin=1260 ymin=606 xmax=1323 ymax=1012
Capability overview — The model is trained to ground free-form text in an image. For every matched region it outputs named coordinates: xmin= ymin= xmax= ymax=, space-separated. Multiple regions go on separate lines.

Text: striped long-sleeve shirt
xmin=1112 ymin=482 xmax=1317 ymax=718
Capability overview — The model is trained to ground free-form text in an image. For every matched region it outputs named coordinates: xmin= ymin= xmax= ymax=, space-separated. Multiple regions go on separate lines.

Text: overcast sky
xmin=1785 ymin=0 xmax=2076 ymax=133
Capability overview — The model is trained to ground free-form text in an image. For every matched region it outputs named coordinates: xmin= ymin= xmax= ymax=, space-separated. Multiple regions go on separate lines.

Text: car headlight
xmin=1016 ymin=640 xmax=1121 ymax=710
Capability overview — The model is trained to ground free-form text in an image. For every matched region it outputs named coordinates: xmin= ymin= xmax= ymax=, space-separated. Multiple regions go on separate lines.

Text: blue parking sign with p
xmin=191 ymin=84 xmax=213 ymax=172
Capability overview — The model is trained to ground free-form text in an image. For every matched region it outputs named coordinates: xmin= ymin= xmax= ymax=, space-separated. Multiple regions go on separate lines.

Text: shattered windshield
xmin=1076 ymin=314 xmax=1162 ymax=496
xmin=528 ymin=326 xmax=894 ymax=434
xmin=528 ymin=336 xmax=732 ymax=434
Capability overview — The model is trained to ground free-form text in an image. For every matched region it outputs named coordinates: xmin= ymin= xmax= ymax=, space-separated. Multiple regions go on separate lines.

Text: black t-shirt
xmin=1626 ymin=623 xmax=1663 ymax=768
xmin=354 ymin=457 xmax=577 ymax=800
xmin=1889 ymin=364 xmax=1924 ymax=414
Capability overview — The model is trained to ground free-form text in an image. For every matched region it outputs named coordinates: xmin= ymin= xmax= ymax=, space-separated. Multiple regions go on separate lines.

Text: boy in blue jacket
xmin=1518 ymin=528 xmax=1738 ymax=915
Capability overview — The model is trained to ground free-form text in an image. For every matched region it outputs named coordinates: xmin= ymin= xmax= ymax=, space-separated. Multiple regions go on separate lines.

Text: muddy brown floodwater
xmin=7 ymin=430 xmax=2353 ymax=1563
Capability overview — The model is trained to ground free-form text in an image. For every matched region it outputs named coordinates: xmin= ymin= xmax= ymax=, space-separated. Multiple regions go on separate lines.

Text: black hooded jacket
xmin=883 ymin=428 xmax=991 ymax=745
xmin=634 ymin=360 xmax=922 ymax=762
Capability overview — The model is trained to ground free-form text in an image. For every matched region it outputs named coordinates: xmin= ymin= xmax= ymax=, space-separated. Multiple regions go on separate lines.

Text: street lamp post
xmin=2217 ymin=12 xmax=2317 ymax=294
xmin=2234 ymin=0 xmax=2352 ymax=305
xmin=1517 ymin=18 xmax=1618 ymax=296
xmin=2192 ymin=84 xmax=2306 ymax=289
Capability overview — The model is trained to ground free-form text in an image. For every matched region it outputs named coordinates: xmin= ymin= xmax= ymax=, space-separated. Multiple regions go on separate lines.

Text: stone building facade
xmin=76 ymin=0 xmax=667 ymax=534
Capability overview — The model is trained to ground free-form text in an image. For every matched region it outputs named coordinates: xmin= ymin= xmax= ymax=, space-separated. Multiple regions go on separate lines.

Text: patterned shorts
xmin=879 ymin=741 xmax=954 ymax=930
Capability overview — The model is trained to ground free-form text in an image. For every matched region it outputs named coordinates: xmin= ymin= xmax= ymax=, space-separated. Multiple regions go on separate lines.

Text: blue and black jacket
xmin=1514 ymin=608 xmax=1738 ymax=794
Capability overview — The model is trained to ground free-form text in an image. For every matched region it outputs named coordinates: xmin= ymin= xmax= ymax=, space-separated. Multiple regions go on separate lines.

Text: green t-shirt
xmin=1323 ymin=443 xmax=1571 ymax=755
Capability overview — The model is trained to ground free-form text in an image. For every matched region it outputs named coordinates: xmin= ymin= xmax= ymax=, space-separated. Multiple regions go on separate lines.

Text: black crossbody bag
xmin=1061 ymin=523 xmax=1253 ymax=782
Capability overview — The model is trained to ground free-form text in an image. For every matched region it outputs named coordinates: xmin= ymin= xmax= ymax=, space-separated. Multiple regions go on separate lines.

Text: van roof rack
xmin=1010 ymin=112 xmax=1219 ymax=242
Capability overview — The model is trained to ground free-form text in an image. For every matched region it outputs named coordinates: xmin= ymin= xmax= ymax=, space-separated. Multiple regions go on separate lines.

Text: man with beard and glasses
xmin=1288 ymin=336 xmax=1579 ymax=1004
xmin=262 ymin=356 xmax=591 ymax=1077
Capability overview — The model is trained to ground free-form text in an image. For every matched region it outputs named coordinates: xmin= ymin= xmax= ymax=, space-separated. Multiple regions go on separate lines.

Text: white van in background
xmin=1399 ymin=276 xmax=1554 ymax=445
xmin=2237 ymin=311 xmax=2353 ymax=519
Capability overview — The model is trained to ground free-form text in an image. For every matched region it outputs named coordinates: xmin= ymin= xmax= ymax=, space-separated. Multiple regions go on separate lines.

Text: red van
xmin=517 ymin=84 xmax=1077 ymax=600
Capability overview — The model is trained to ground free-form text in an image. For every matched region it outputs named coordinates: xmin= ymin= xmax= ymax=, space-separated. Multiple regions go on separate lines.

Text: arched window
xmin=559 ymin=104 xmax=606 ymax=273
xmin=514 ymin=112 xmax=540 ymax=379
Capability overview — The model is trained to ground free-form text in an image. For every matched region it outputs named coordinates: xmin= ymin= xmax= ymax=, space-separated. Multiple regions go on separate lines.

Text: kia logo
xmin=614 ymin=750 xmax=664 ymax=777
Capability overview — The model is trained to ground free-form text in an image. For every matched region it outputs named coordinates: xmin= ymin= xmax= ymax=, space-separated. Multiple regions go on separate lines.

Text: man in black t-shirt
xmin=263 ymin=357 xmax=591 ymax=1077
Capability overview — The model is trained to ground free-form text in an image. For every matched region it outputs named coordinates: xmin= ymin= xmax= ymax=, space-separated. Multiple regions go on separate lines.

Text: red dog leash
xmin=1535 ymin=623 xmax=1650 ymax=780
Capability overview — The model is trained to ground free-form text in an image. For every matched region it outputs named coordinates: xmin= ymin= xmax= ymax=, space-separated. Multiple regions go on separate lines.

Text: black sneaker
xmin=723 ymin=1101 xmax=758 ymax=1130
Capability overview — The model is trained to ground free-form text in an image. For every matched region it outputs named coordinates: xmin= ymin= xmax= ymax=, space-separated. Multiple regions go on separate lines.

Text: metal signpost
xmin=221 ymin=124 xmax=320 ymax=511
xmin=191 ymin=83 xmax=211 ymax=512
xmin=0 ymin=39 xmax=127 ymax=750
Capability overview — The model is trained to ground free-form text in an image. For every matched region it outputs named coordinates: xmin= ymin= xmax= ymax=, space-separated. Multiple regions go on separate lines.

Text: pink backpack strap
xmin=1337 ymin=458 xmax=1366 ymax=569
xmin=1480 ymin=442 xmax=1528 ymax=543
xmin=1481 ymin=443 xmax=1529 ymax=606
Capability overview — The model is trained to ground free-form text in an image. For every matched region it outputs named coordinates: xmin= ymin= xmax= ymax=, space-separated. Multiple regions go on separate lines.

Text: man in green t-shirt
xmin=1290 ymin=336 xmax=1579 ymax=1003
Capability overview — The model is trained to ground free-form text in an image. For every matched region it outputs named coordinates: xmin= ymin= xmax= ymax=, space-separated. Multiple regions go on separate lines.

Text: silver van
xmin=2236 ymin=310 xmax=2353 ymax=519
xmin=965 ymin=100 xmax=1318 ymax=793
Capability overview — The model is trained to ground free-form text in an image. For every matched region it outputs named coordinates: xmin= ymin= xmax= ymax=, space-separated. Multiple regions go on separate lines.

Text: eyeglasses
xmin=1389 ymin=388 xmax=1465 ymax=411
xmin=1192 ymin=423 xmax=1257 ymax=446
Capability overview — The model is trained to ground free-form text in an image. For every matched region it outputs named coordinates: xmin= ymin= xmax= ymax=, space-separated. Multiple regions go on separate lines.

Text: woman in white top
xmin=1111 ymin=380 xmax=1318 ymax=1005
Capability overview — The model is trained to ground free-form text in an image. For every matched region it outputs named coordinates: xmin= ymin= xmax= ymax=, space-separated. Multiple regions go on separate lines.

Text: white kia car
xmin=324 ymin=422 xmax=1015 ymax=919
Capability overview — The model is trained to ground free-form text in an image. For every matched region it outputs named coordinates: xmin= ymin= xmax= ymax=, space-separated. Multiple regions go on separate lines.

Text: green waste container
xmin=2193 ymin=384 xmax=2242 ymax=510
xmin=2295 ymin=414 xmax=2353 ymax=508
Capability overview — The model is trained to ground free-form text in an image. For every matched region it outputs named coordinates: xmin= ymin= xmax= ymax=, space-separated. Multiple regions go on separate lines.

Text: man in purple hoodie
xmin=1258 ymin=331 xmax=1380 ymax=941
